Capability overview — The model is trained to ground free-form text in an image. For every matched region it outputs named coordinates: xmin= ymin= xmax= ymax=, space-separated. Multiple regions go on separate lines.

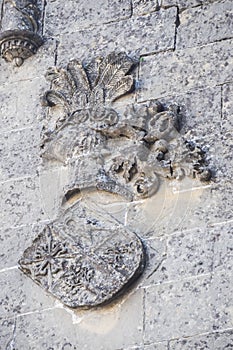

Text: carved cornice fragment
xmin=0 ymin=0 xmax=43 ymax=66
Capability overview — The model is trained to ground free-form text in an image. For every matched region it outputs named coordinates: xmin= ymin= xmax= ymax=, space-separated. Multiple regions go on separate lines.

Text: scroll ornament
xmin=19 ymin=52 xmax=212 ymax=308
xmin=0 ymin=0 xmax=43 ymax=66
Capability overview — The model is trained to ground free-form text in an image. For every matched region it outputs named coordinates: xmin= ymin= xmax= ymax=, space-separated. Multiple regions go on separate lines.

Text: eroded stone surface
xmin=45 ymin=0 xmax=132 ymax=36
xmin=162 ymin=0 xmax=221 ymax=9
xmin=177 ymin=1 xmax=233 ymax=49
xmin=0 ymin=176 xmax=45 ymax=230
xmin=0 ymin=126 xmax=40 ymax=181
xmin=144 ymin=275 xmax=213 ymax=343
xmin=10 ymin=288 xmax=143 ymax=349
xmin=132 ymin=0 xmax=161 ymax=16
xmin=222 ymin=83 xmax=233 ymax=133
xmin=169 ymin=330 xmax=233 ymax=349
xmin=142 ymin=227 xmax=215 ymax=286
xmin=57 ymin=8 xmax=177 ymax=65
xmin=138 ymin=39 xmax=233 ymax=100
xmin=0 ymin=268 xmax=54 ymax=319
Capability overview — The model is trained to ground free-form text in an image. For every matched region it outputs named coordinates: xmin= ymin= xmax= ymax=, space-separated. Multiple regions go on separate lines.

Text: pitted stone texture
xmin=157 ymin=86 xmax=221 ymax=137
xmin=0 ymin=224 xmax=47 ymax=270
xmin=0 ymin=268 xmax=54 ymax=319
xmin=142 ymin=228 xmax=214 ymax=286
xmin=212 ymin=132 xmax=233 ymax=182
xmin=144 ymin=275 xmax=213 ymax=343
xmin=12 ymin=289 xmax=143 ymax=350
xmin=162 ymin=0 xmax=221 ymax=9
xmin=169 ymin=330 xmax=233 ymax=350
xmin=57 ymin=8 xmax=177 ymax=65
xmin=138 ymin=39 xmax=233 ymax=101
xmin=0 ymin=225 xmax=32 ymax=270
xmin=132 ymin=0 xmax=161 ymax=16
xmin=222 ymin=83 xmax=233 ymax=133
xmin=45 ymin=0 xmax=132 ymax=36
xmin=213 ymin=222 xmax=233 ymax=272
xmin=177 ymin=1 xmax=233 ymax=49
xmin=0 ymin=126 xmax=40 ymax=181
xmin=0 ymin=176 xmax=45 ymax=230
xmin=0 ymin=78 xmax=47 ymax=132
xmin=11 ymin=309 xmax=78 ymax=349
xmin=212 ymin=269 xmax=233 ymax=330
xmin=144 ymin=343 xmax=168 ymax=350
xmin=126 ymin=342 xmax=168 ymax=349
xmin=0 ymin=318 xmax=17 ymax=349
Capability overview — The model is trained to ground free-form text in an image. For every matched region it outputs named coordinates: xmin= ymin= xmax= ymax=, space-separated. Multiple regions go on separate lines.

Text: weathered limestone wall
xmin=0 ymin=0 xmax=233 ymax=349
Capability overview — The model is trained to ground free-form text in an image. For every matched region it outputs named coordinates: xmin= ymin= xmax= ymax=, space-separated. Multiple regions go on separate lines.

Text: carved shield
xmin=19 ymin=203 xmax=145 ymax=308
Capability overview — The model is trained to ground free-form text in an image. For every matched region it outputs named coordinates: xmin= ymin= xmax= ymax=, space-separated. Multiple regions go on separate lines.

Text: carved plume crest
xmin=43 ymin=52 xmax=134 ymax=126
xmin=41 ymin=52 xmax=211 ymax=202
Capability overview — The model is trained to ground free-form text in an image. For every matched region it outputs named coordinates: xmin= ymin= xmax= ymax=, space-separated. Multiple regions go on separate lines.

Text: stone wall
xmin=0 ymin=0 xmax=233 ymax=349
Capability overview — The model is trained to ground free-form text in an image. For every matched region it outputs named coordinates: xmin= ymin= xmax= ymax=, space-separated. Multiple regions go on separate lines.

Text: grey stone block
xmin=0 ymin=78 xmax=47 ymax=132
xmin=126 ymin=179 xmax=233 ymax=238
xmin=0 ymin=318 xmax=17 ymax=349
xmin=155 ymin=86 xmax=222 ymax=138
xmin=0 ymin=224 xmax=46 ymax=270
xmin=126 ymin=342 xmax=168 ymax=349
xmin=138 ymin=39 xmax=233 ymax=101
xmin=139 ymin=236 xmax=167 ymax=286
xmin=0 ymin=268 xmax=54 ymax=319
xmin=0 ymin=176 xmax=46 ymax=230
xmin=57 ymin=8 xmax=177 ymax=65
xmin=144 ymin=275 xmax=213 ymax=343
xmin=133 ymin=0 xmax=161 ymax=16
xmin=142 ymin=228 xmax=214 ymax=286
xmin=12 ymin=289 xmax=143 ymax=350
xmin=222 ymin=83 xmax=233 ymax=133
xmin=0 ymin=126 xmax=40 ymax=181
xmin=44 ymin=0 xmax=132 ymax=37
xmin=12 ymin=308 xmax=78 ymax=350
xmin=213 ymin=222 xmax=233 ymax=272
xmin=211 ymin=268 xmax=233 ymax=330
xmin=144 ymin=343 xmax=168 ymax=350
xmin=177 ymin=1 xmax=233 ymax=49
xmin=162 ymin=0 xmax=221 ymax=10
xmin=169 ymin=330 xmax=233 ymax=349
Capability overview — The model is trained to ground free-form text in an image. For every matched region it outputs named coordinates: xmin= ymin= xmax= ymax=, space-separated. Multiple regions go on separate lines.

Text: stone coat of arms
xmin=19 ymin=52 xmax=211 ymax=308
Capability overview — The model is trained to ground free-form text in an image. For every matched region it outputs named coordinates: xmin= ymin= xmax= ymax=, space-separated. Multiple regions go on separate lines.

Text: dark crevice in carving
xmin=173 ymin=6 xmax=180 ymax=51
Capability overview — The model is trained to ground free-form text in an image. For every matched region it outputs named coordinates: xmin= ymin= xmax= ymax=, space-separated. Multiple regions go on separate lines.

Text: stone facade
xmin=0 ymin=0 xmax=233 ymax=349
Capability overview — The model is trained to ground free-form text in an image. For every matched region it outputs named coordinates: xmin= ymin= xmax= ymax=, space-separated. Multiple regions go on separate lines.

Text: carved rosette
xmin=0 ymin=0 xmax=43 ymax=66
xmin=19 ymin=52 xmax=212 ymax=308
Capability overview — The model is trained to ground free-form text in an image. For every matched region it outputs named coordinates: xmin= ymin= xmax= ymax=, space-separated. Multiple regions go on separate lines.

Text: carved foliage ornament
xmin=0 ymin=0 xmax=43 ymax=66
xmin=19 ymin=52 xmax=212 ymax=308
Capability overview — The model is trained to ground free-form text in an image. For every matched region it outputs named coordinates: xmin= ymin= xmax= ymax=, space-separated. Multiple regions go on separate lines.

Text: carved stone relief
xmin=0 ymin=0 xmax=43 ymax=66
xmin=19 ymin=202 xmax=145 ymax=308
xmin=19 ymin=52 xmax=212 ymax=308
